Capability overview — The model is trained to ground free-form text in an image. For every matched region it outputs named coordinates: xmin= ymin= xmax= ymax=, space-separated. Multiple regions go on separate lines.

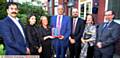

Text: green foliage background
xmin=0 ymin=1 xmax=48 ymax=55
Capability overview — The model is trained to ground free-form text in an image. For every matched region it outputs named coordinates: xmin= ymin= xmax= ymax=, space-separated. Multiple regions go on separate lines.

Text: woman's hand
xmin=44 ymin=36 xmax=55 ymax=40
xmin=38 ymin=46 xmax=42 ymax=53
xmin=81 ymin=38 xmax=88 ymax=44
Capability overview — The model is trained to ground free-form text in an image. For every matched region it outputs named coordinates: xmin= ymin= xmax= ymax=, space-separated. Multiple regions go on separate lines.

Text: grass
xmin=0 ymin=44 xmax=5 ymax=55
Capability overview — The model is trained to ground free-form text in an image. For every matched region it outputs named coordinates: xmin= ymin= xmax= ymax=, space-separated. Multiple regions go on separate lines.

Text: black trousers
xmin=86 ymin=46 xmax=94 ymax=58
xmin=41 ymin=41 xmax=52 ymax=58
xmin=94 ymin=48 xmax=113 ymax=58
xmin=69 ymin=43 xmax=81 ymax=58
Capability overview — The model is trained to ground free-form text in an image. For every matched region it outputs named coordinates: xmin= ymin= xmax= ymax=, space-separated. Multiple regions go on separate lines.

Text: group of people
xmin=0 ymin=2 xmax=120 ymax=58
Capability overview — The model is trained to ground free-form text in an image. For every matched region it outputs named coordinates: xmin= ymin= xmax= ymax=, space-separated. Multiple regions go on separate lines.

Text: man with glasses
xmin=94 ymin=10 xmax=120 ymax=58
xmin=50 ymin=5 xmax=71 ymax=58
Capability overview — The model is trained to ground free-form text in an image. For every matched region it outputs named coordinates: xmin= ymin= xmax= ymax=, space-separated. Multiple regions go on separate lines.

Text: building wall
xmin=97 ymin=0 xmax=105 ymax=24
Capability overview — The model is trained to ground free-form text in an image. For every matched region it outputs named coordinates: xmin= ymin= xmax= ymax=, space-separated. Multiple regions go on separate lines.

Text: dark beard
xmin=72 ymin=16 xmax=78 ymax=18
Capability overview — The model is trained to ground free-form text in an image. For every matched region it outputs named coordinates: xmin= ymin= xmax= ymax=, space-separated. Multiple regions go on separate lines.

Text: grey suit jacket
xmin=96 ymin=21 xmax=120 ymax=53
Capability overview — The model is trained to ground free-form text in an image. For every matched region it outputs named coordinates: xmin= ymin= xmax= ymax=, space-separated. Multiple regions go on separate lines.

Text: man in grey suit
xmin=94 ymin=10 xmax=120 ymax=58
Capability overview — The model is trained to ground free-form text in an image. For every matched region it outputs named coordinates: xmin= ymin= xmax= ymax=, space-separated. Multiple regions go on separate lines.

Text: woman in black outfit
xmin=39 ymin=16 xmax=54 ymax=58
xmin=26 ymin=14 xmax=42 ymax=55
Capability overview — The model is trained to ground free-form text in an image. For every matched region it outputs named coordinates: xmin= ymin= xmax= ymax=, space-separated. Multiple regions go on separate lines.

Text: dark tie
xmin=72 ymin=19 xmax=76 ymax=34
xmin=102 ymin=22 xmax=109 ymax=32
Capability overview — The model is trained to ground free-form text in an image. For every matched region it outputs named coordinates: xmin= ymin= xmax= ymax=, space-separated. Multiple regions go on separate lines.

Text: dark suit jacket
xmin=96 ymin=21 xmax=120 ymax=53
xmin=0 ymin=16 xmax=27 ymax=55
xmin=70 ymin=18 xmax=85 ymax=43
xmin=50 ymin=15 xmax=71 ymax=47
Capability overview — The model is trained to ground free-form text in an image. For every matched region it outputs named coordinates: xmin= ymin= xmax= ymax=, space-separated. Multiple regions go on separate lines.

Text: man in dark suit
xmin=94 ymin=10 xmax=120 ymax=58
xmin=50 ymin=5 xmax=71 ymax=58
xmin=69 ymin=8 xmax=85 ymax=58
xmin=0 ymin=2 xmax=30 ymax=55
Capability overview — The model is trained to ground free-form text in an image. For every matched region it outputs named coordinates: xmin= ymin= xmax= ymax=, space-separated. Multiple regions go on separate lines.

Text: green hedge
xmin=0 ymin=2 xmax=48 ymax=55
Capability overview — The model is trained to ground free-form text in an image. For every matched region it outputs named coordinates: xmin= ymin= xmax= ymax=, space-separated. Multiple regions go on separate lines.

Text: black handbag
xmin=83 ymin=32 xmax=92 ymax=40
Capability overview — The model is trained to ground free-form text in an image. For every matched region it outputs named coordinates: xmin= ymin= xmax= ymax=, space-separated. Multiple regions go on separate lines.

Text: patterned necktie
xmin=102 ymin=22 xmax=109 ymax=33
xmin=103 ymin=22 xmax=109 ymax=30
xmin=72 ymin=19 xmax=76 ymax=34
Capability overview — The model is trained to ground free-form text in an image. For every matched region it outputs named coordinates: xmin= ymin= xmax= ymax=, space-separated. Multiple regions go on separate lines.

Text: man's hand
xmin=59 ymin=35 xmax=64 ymax=40
xmin=96 ymin=42 xmax=102 ymax=48
xmin=69 ymin=37 xmax=75 ymax=44
xmin=26 ymin=47 xmax=30 ymax=54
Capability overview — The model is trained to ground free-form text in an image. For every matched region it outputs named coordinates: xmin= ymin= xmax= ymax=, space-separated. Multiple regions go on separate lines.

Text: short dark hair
xmin=105 ymin=10 xmax=116 ymax=19
xmin=6 ymin=2 xmax=19 ymax=9
xmin=106 ymin=10 xmax=115 ymax=15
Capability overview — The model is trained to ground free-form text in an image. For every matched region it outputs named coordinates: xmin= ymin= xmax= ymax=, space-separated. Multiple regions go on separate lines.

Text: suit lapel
xmin=61 ymin=15 xmax=65 ymax=30
xmin=107 ymin=21 xmax=115 ymax=28
xmin=99 ymin=21 xmax=115 ymax=35
xmin=99 ymin=23 xmax=104 ymax=36
xmin=7 ymin=16 xmax=24 ymax=39
xmin=54 ymin=16 xmax=57 ymax=28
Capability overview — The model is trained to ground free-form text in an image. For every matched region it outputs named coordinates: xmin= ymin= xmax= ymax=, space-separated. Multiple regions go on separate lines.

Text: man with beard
xmin=69 ymin=8 xmax=85 ymax=58
xmin=0 ymin=2 xmax=30 ymax=55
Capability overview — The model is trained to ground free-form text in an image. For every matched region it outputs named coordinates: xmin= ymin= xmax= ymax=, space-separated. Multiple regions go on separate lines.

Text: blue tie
xmin=102 ymin=22 xmax=109 ymax=32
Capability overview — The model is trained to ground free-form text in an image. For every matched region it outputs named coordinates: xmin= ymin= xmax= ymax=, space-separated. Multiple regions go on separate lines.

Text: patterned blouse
xmin=80 ymin=24 xmax=96 ymax=58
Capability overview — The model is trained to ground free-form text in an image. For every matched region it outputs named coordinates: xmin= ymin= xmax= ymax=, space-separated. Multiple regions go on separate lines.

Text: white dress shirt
xmin=8 ymin=15 xmax=26 ymax=43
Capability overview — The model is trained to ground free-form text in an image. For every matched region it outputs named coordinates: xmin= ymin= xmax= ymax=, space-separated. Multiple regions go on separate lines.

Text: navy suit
xmin=94 ymin=21 xmax=120 ymax=58
xmin=50 ymin=15 xmax=71 ymax=58
xmin=69 ymin=18 xmax=85 ymax=58
xmin=0 ymin=16 xmax=27 ymax=55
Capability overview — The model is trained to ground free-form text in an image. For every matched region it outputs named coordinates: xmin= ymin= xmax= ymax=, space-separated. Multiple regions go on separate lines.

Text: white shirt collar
xmin=73 ymin=18 xmax=78 ymax=23
xmin=8 ymin=15 xmax=26 ymax=41
xmin=8 ymin=15 xmax=19 ymax=22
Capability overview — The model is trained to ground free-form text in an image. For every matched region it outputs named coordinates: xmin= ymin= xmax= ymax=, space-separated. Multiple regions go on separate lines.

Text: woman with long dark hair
xmin=26 ymin=14 xmax=42 ymax=55
xmin=80 ymin=14 xmax=96 ymax=58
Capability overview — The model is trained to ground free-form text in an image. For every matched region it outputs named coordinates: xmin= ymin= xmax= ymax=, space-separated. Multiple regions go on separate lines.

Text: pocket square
xmin=107 ymin=28 xmax=112 ymax=30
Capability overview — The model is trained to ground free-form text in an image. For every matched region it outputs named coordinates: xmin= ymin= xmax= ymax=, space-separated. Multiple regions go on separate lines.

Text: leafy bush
xmin=0 ymin=2 xmax=48 ymax=55
xmin=18 ymin=2 xmax=48 ymax=25
xmin=0 ymin=2 xmax=48 ymax=25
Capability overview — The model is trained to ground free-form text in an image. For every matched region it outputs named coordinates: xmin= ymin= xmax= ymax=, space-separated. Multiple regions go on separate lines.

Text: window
xmin=108 ymin=0 xmax=120 ymax=19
